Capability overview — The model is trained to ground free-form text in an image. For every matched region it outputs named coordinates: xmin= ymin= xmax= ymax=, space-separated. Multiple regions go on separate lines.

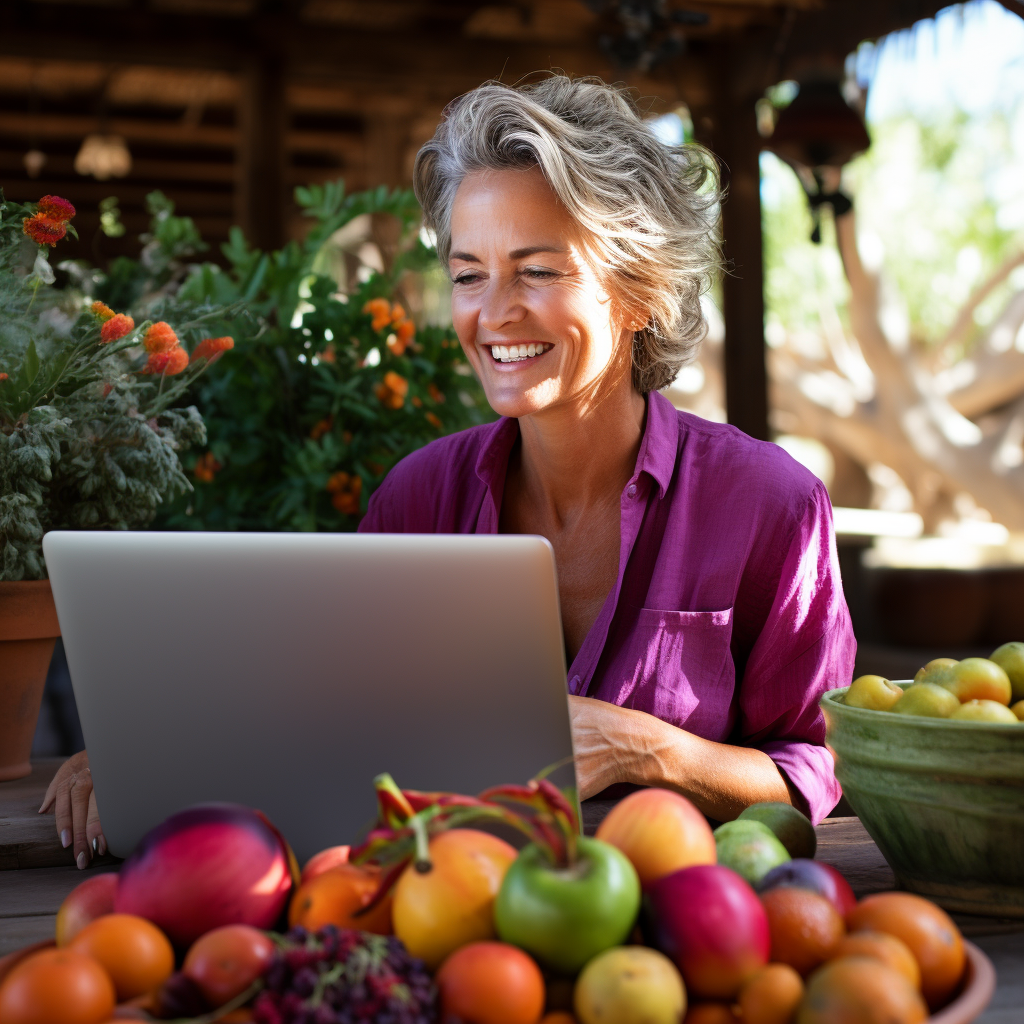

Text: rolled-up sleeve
xmin=736 ymin=482 xmax=856 ymax=823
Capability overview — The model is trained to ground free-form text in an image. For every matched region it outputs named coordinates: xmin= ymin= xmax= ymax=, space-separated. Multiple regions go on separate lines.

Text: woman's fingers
xmin=53 ymin=779 xmax=74 ymax=851
xmin=70 ymin=771 xmax=94 ymax=869
xmin=86 ymin=791 xmax=106 ymax=858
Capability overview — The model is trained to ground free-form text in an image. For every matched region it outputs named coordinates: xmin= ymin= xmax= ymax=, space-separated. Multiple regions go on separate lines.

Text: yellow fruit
xmin=392 ymin=829 xmax=517 ymax=970
xmin=575 ymin=946 xmax=686 ymax=1024
xmin=890 ymin=683 xmax=959 ymax=718
xmin=940 ymin=658 xmax=1011 ymax=705
xmin=990 ymin=642 xmax=1024 ymax=702
xmin=949 ymin=700 xmax=1020 ymax=724
xmin=913 ymin=659 xmax=958 ymax=687
xmin=1011 ymin=700 xmax=1024 ymax=721
xmin=845 ymin=676 xmax=903 ymax=712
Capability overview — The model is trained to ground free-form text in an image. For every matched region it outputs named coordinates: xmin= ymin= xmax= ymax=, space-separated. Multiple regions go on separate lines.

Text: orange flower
xmin=425 ymin=411 xmax=443 ymax=429
xmin=23 ymin=214 xmax=66 ymax=246
xmin=382 ymin=371 xmax=408 ymax=398
xmin=363 ymin=297 xmax=392 ymax=332
xmin=37 ymin=195 xmax=75 ymax=222
xmin=428 ymin=383 xmax=445 ymax=404
xmin=0 ymin=373 xmax=8 ymax=382
xmin=100 ymin=313 xmax=135 ymax=344
xmin=326 ymin=471 xmax=362 ymax=515
xmin=310 ymin=416 xmax=334 ymax=441
xmin=143 ymin=346 xmax=188 ymax=376
xmin=190 ymin=336 xmax=234 ymax=364
xmin=91 ymin=301 xmax=116 ymax=322
xmin=193 ymin=452 xmax=223 ymax=483
xmin=143 ymin=321 xmax=179 ymax=354
xmin=411 ymin=395 xmax=422 ymax=408
xmin=390 ymin=303 xmax=406 ymax=324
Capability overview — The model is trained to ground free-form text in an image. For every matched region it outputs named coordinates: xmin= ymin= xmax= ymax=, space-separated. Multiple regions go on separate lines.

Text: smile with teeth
xmin=488 ymin=343 xmax=553 ymax=363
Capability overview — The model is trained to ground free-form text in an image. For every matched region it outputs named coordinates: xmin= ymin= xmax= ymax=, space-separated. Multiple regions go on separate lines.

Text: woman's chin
xmin=482 ymin=380 xmax=562 ymax=420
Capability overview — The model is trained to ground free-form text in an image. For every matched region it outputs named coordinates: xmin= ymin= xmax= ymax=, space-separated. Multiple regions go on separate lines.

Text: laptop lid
xmin=42 ymin=530 xmax=575 ymax=862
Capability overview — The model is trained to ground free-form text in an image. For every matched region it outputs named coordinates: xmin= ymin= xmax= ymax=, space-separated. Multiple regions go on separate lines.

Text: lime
xmin=713 ymin=820 xmax=790 ymax=886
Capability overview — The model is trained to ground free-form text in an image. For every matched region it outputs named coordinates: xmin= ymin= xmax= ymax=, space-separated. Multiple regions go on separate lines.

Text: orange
xmin=182 ymin=925 xmax=276 ymax=1007
xmin=288 ymin=862 xmax=392 ymax=934
xmin=796 ymin=956 xmax=927 ymax=1024
xmin=761 ymin=888 xmax=845 ymax=976
xmin=69 ymin=913 xmax=174 ymax=1001
xmin=846 ymin=892 xmax=964 ymax=1009
xmin=540 ymin=1014 xmax=577 ymax=1024
xmin=436 ymin=941 xmax=545 ymax=1024
xmin=682 ymin=1004 xmax=740 ymax=1024
xmin=832 ymin=931 xmax=920 ymax=989
xmin=393 ymin=828 xmax=517 ymax=970
xmin=0 ymin=947 xmax=116 ymax=1024
xmin=737 ymin=963 xmax=804 ymax=1024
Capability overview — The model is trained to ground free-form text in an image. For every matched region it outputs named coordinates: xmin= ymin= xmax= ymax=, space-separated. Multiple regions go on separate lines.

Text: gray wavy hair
xmin=413 ymin=75 xmax=721 ymax=393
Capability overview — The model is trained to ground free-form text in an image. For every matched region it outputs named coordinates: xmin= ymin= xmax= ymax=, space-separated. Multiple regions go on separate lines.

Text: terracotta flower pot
xmin=0 ymin=580 xmax=61 ymax=781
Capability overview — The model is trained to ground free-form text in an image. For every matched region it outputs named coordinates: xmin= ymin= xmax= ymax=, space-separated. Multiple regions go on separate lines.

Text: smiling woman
xmin=357 ymin=75 xmax=857 ymax=825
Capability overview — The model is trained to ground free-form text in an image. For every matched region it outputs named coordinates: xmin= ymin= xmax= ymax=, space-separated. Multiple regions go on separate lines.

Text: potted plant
xmin=0 ymin=192 xmax=233 ymax=779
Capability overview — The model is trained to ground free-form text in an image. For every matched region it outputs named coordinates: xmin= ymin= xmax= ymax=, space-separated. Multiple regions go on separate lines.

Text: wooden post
xmin=706 ymin=50 xmax=770 ymax=442
xmin=236 ymin=50 xmax=287 ymax=251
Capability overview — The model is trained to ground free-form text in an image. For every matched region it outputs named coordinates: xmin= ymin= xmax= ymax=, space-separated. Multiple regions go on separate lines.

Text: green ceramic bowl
xmin=822 ymin=682 xmax=1024 ymax=917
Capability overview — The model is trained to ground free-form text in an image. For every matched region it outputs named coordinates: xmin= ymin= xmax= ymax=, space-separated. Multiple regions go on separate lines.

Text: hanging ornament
xmin=75 ymin=134 xmax=132 ymax=181
xmin=585 ymin=0 xmax=708 ymax=72
xmin=765 ymin=78 xmax=870 ymax=243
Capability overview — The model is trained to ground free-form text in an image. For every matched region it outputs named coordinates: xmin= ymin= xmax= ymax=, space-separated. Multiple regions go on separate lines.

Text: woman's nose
xmin=478 ymin=280 xmax=527 ymax=332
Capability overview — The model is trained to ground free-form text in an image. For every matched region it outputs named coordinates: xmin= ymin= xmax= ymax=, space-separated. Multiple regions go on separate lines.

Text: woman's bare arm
xmin=569 ymin=695 xmax=796 ymax=821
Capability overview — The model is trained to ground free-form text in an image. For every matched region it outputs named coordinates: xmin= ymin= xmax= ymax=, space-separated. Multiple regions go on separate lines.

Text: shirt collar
xmin=474 ymin=390 xmax=680 ymax=501
xmin=633 ymin=390 xmax=679 ymax=498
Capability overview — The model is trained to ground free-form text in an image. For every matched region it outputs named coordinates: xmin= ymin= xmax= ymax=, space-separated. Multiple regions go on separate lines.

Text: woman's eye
xmin=453 ymin=274 xmax=480 ymax=285
xmin=524 ymin=269 xmax=557 ymax=280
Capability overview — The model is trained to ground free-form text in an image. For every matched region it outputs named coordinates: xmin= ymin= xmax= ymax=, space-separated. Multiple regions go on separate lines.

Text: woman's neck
xmin=514 ymin=370 xmax=647 ymax=528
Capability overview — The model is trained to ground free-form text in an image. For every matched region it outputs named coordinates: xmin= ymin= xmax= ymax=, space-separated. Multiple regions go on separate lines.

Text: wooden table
xmin=3 ymin=762 xmax=1022 ymax=1021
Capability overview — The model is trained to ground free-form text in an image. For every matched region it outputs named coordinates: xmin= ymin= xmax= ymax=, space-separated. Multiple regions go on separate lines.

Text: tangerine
xmin=540 ymin=1013 xmax=577 ymax=1024
xmin=682 ymin=1004 xmax=740 ymax=1024
xmin=288 ymin=862 xmax=392 ymax=934
xmin=832 ymin=931 xmax=920 ymax=989
xmin=796 ymin=956 xmax=927 ymax=1024
xmin=182 ymin=925 xmax=275 ymax=1007
xmin=393 ymin=828 xmax=517 ymax=969
xmin=69 ymin=913 xmax=174 ymax=1001
xmin=846 ymin=892 xmax=964 ymax=1009
xmin=436 ymin=941 xmax=545 ymax=1024
xmin=761 ymin=888 xmax=845 ymax=976
xmin=0 ymin=947 xmax=116 ymax=1024
xmin=737 ymin=963 xmax=804 ymax=1024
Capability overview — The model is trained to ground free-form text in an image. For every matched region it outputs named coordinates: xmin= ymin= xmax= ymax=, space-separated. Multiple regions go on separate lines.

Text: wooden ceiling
xmin=0 ymin=0 xmax=957 ymax=261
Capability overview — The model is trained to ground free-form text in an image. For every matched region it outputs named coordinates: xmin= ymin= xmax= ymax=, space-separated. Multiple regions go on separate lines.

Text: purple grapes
xmin=253 ymin=926 xmax=437 ymax=1024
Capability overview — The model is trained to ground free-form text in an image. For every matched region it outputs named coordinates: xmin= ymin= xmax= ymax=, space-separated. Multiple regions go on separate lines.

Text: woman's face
xmin=448 ymin=166 xmax=635 ymax=420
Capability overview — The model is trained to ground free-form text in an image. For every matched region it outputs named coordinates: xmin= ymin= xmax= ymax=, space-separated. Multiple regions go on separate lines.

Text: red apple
xmin=300 ymin=845 xmax=350 ymax=886
xmin=55 ymin=872 xmax=119 ymax=945
xmin=756 ymin=859 xmax=857 ymax=919
xmin=645 ymin=864 xmax=770 ymax=1000
xmin=595 ymin=788 xmax=716 ymax=888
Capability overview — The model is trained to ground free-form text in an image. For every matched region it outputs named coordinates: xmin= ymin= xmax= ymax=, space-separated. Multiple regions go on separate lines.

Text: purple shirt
xmin=359 ymin=391 xmax=855 ymax=822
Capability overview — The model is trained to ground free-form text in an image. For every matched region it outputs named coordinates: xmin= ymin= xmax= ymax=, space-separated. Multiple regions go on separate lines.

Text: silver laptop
xmin=42 ymin=531 xmax=575 ymax=862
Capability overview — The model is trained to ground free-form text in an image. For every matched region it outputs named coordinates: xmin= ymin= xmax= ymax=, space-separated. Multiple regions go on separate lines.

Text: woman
xmin=46 ymin=75 xmax=854 ymax=868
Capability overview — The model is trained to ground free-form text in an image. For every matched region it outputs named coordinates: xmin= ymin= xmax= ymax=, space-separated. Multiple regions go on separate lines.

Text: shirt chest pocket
xmin=609 ymin=607 xmax=736 ymax=735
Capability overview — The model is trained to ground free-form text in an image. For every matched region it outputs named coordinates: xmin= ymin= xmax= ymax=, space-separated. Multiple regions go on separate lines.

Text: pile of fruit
xmin=0 ymin=773 xmax=974 ymax=1024
xmin=845 ymin=640 xmax=1024 ymax=722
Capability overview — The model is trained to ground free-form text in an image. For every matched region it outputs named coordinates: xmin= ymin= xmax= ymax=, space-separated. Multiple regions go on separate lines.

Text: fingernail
xmin=77 ymin=850 xmax=89 ymax=869
xmin=60 ymin=829 xmax=71 ymax=848
xmin=92 ymin=837 xmax=98 ymax=854
xmin=98 ymin=835 xmax=107 ymax=856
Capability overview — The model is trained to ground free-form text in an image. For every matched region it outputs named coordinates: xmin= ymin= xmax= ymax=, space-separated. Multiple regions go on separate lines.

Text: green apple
xmin=494 ymin=835 xmax=640 ymax=975
xmin=990 ymin=642 xmax=1024 ymax=703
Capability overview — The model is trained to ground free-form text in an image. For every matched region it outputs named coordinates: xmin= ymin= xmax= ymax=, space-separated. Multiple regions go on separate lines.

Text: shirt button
xmin=626 ymin=483 xmax=637 ymax=498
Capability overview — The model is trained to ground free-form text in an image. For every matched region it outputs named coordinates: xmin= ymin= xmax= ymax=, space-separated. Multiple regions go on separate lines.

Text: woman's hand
xmin=568 ymin=695 xmax=654 ymax=800
xmin=38 ymin=750 xmax=106 ymax=869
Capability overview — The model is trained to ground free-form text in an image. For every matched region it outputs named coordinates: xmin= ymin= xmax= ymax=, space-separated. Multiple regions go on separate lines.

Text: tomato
xmin=182 ymin=925 xmax=275 ymax=1007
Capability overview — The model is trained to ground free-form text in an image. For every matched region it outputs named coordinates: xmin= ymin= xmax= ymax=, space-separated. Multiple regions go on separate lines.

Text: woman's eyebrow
xmin=449 ymin=245 xmax=569 ymax=264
